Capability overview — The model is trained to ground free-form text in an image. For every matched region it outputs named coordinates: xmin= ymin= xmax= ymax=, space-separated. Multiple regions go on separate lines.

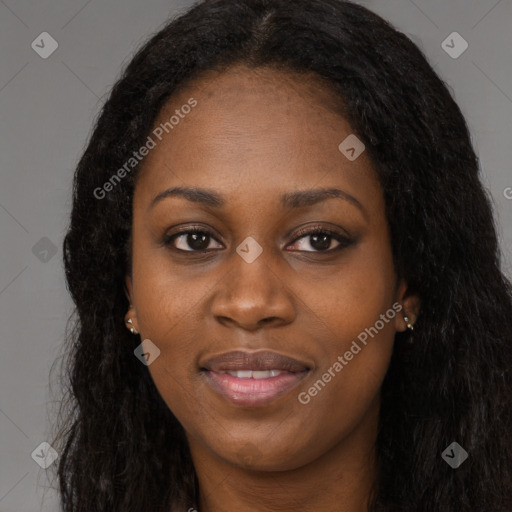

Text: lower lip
xmin=203 ymin=370 xmax=309 ymax=407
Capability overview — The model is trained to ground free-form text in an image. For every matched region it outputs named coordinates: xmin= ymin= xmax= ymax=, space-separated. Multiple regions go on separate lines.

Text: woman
xmin=51 ymin=0 xmax=512 ymax=510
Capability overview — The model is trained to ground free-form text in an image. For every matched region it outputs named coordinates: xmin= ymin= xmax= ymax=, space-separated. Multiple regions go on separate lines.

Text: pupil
xmin=311 ymin=234 xmax=331 ymax=251
xmin=188 ymin=232 xmax=209 ymax=250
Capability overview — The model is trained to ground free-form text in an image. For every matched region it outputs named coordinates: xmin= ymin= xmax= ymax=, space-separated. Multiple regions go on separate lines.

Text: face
xmin=125 ymin=65 xmax=417 ymax=472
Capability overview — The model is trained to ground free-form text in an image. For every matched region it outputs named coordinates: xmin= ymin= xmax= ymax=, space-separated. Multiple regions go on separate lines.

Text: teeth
xmin=224 ymin=370 xmax=284 ymax=379
xmin=228 ymin=370 xmax=253 ymax=379
xmin=252 ymin=371 xmax=271 ymax=379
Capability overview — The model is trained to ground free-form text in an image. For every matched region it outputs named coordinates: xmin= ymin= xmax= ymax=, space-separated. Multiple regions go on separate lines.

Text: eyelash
xmin=162 ymin=224 xmax=354 ymax=254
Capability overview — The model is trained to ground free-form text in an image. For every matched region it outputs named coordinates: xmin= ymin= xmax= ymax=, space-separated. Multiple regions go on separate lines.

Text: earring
xmin=126 ymin=318 xmax=138 ymax=335
xmin=403 ymin=314 xmax=414 ymax=331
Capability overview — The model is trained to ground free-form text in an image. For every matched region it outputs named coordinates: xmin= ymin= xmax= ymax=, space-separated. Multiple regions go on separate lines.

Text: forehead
xmin=134 ymin=64 xmax=380 ymax=213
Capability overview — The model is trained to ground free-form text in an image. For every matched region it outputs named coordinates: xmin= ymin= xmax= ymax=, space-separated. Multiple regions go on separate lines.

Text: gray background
xmin=0 ymin=0 xmax=511 ymax=510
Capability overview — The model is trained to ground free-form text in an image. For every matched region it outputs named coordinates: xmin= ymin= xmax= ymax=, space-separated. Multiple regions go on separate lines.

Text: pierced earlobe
xmin=126 ymin=317 xmax=139 ymax=335
xmin=403 ymin=314 xmax=414 ymax=331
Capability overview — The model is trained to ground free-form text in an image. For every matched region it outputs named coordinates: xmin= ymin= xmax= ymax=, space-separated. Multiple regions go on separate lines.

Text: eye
xmin=163 ymin=227 xmax=223 ymax=252
xmin=287 ymin=226 xmax=353 ymax=253
xmin=163 ymin=224 xmax=353 ymax=254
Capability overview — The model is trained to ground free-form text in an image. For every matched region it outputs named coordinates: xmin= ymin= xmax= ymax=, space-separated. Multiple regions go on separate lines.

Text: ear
xmin=124 ymin=275 xmax=139 ymax=334
xmin=394 ymin=280 xmax=421 ymax=332
xmin=124 ymin=275 xmax=134 ymax=304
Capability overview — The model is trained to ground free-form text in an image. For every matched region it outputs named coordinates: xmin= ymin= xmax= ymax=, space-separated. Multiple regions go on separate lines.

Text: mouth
xmin=200 ymin=350 xmax=311 ymax=407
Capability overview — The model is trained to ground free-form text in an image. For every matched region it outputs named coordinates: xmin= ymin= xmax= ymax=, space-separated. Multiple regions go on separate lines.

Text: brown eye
xmin=287 ymin=227 xmax=353 ymax=253
xmin=164 ymin=229 xmax=223 ymax=252
xmin=163 ymin=225 xmax=353 ymax=254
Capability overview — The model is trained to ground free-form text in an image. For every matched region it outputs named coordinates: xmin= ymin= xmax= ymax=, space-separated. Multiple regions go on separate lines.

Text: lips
xmin=200 ymin=350 xmax=311 ymax=407
xmin=200 ymin=350 xmax=310 ymax=373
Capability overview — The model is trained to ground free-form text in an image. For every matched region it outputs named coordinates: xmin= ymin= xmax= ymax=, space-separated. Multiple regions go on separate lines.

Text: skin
xmin=125 ymin=64 xmax=420 ymax=512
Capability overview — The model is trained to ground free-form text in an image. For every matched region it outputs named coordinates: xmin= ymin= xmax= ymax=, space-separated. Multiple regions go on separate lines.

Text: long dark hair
xmin=50 ymin=0 xmax=512 ymax=510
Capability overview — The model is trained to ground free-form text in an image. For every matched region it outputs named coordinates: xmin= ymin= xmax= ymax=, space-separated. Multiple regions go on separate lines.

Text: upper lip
xmin=200 ymin=350 xmax=311 ymax=373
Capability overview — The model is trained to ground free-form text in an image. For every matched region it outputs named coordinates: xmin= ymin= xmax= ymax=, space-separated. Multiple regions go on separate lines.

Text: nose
xmin=210 ymin=248 xmax=296 ymax=331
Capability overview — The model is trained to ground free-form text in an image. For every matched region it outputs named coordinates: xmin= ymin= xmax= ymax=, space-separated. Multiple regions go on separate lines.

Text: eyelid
xmin=162 ymin=224 xmax=223 ymax=250
xmin=289 ymin=224 xmax=351 ymax=243
xmin=286 ymin=225 xmax=353 ymax=253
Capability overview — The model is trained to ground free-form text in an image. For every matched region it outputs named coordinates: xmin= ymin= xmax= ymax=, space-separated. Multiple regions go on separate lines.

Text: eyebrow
xmin=149 ymin=186 xmax=365 ymax=214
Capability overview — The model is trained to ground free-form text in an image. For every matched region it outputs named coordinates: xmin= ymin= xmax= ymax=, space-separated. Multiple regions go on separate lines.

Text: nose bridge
xmin=211 ymin=237 xmax=295 ymax=329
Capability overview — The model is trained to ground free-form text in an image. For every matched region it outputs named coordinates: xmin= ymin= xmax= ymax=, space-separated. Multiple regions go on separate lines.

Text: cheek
xmin=131 ymin=262 xmax=206 ymax=425
xmin=307 ymin=321 xmax=395 ymax=417
xmin=130 ymin=244 xmax=206 ymax=402
xmin=298 ymin=236 xmax=397 ymax=422
xmin=306 ymin=233 xmax=397 ymax=344
xmin=295 ymin=288 xmax=396 ymax=455
xmin=132 ymin=246 xmax=203 ymax=335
